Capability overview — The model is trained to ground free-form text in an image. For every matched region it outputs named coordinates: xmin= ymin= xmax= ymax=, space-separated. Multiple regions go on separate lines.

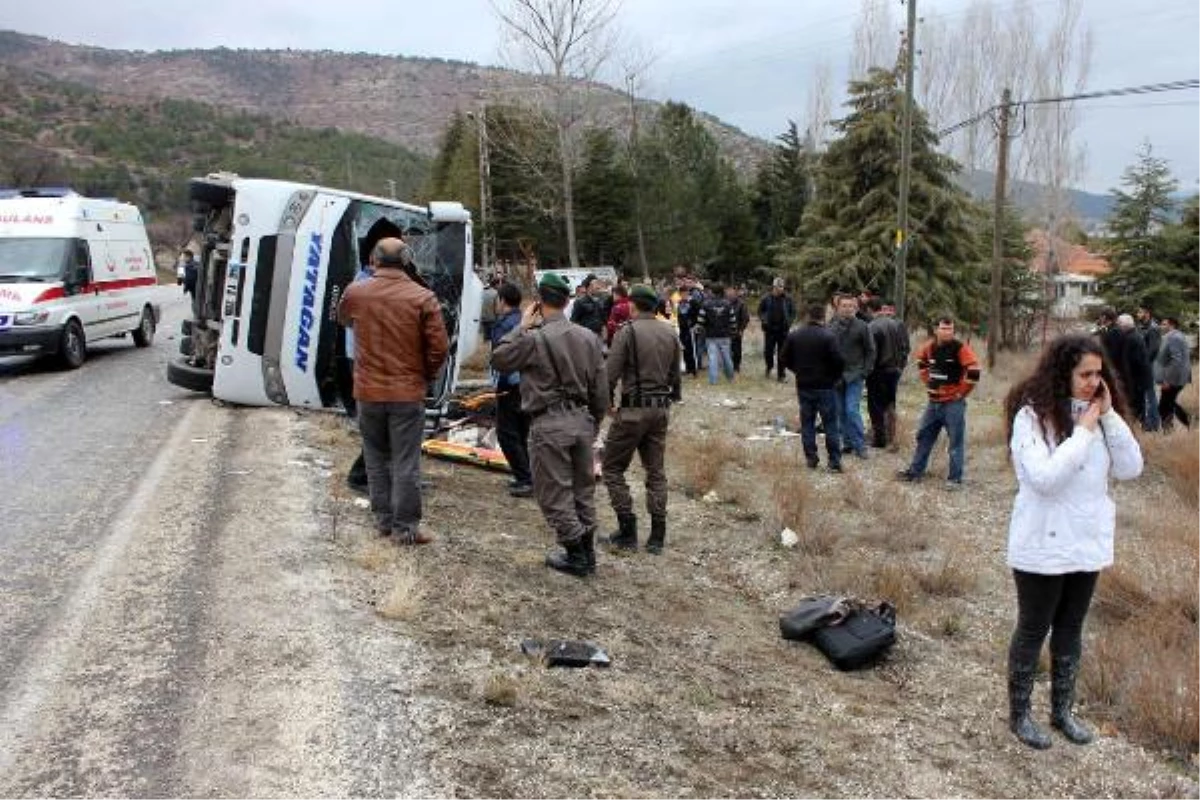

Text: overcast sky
xmin=6 ymin=0 xmax=1198 ymax=194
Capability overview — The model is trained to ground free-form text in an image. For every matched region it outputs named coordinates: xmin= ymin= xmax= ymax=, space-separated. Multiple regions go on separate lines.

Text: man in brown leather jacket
xmin=492 ymin=272 xmax=608 ymax=577
xmin=338 ymin=238 xmax=448 ymax=544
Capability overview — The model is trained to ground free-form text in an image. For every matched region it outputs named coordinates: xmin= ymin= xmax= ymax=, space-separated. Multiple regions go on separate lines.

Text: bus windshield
xmin=0 ymin=237 xmax=72 ymax=281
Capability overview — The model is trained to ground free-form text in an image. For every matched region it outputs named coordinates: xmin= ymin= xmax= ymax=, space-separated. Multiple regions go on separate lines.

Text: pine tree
xmin=1098 ymin=144 xmax=1195 ymax=319
xmin=573 ymin=128 xmax=636 ymax=269
xmin=752 ymin=121 xmax=813 ymax=247
xmin=776 ymin=68 xmax=982 ymax=322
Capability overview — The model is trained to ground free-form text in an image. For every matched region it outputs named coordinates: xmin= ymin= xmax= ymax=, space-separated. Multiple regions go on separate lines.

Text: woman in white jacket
xmin=1002 ymin=335 xmax=1143 ymax=750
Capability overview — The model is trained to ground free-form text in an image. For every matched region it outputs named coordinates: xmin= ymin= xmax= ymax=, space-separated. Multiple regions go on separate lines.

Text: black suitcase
xmin=810 ymin=602 xmax=896 ymax=671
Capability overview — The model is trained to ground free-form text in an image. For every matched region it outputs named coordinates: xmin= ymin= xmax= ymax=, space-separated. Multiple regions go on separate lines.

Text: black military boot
xmin=603 ymin=513 xmax=638 ymax=551
xmin=1008 ymin=654 xmax=1052 ymax=750
xmin=546 ymin=538 xmax=591 ymax=577
xmin=581 ymin=529 xmax=597 ymax=574
xmin=646 ymin=515 xmax=667 ymax=555
xmin=1050 ymin=656 xmax=1094 ymax=745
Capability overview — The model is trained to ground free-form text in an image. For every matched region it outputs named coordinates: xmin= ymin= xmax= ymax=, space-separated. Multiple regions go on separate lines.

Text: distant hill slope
xmin=0 ymin=30 xmax=772 ymax=175
xmin=959 ymin=169 xmax=1115 ymax=227
xmin=0 ymin=64 xmax=430 ymax=222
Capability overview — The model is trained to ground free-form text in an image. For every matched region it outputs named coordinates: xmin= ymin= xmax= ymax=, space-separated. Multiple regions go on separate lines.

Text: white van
xmin=0 ymin=189 xmax=160 ymax=367
xmin=168 ymin=174 xmax=482 ymax=429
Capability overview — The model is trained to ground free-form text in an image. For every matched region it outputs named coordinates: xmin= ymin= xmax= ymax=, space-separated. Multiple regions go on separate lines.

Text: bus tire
xmin=58 ymin=319 xmax=86 ymax=369
xmin=132 ymin=306 xmax=155 ymax=347
xmin=167 ymin=358 xmax=214 ymax=393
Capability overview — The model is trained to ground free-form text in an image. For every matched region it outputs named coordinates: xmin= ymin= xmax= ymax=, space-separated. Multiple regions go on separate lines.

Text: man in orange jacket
xmin=897 ymin=316 xmax=981 ymax=489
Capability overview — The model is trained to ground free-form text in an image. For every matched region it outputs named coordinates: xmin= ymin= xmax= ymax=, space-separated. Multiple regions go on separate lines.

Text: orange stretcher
xmin=421 ymin=438 xmax=511 ymax=473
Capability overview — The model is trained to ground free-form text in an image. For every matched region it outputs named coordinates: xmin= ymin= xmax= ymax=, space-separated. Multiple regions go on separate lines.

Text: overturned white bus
xmin=168 ymin=173 xmax=482 ymax=428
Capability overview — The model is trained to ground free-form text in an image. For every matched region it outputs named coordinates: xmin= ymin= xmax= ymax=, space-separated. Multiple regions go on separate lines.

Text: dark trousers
xmin=679 ymin=324 xmax=697 ymax=376
xmin=798 ymin=388 xmax=842 ymax=467
xmin=530 ymin=410 xmax=596 ymax=545
xmin=731 ymin=334 xmax=744 ymax=372
xmin=866 ymin=367 xmax=901 ymax=447
xmin=1009 ymin=570 xmax=1098 ymax=664
xmin=359 ymin=400 xmax=425 ymax=534
xmin=763 ymin=327 xmax=788 ymax=378
xmin=602 ymin=407 xmax=670 ymax=518
xmin=496 ymin=385 xmax=531 ymax=484
xmin=1159 ymin=385 xmax=1191 ymax=430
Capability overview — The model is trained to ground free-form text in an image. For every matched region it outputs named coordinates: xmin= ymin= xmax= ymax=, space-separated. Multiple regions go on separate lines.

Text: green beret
xmin=538 ymin=272 xmax=571 ymax=294
xmin=630 ymin=284 xmax=658 ymax=305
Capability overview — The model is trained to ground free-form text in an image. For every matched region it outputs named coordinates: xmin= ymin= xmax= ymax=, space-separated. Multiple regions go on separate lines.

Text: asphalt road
xmin=0 ymin=287 xmax=437 ymax=797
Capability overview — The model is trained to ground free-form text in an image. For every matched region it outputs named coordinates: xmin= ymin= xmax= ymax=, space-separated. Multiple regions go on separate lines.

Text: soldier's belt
xmin=620 ymin=396 xmax=672 ymax=409
xmin=530 ymin=400 xmax=586 ymax=418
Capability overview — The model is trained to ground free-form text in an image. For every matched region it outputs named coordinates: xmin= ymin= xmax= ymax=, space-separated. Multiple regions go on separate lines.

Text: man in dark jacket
xmin=491 ymin=282 xmax=532 ymax=497
xmin=829 ymin=293 xmax=876 ymax=459
xmin=697 ymin=283 xmax=736 ymax=384
xmin=866 ymin=297 xmax=909 ymax=450
xmin=1136 ymin=303 xmax=1162 ymax=430
xmin=727 ymin=285 xmax=751 ymax=373
xmin=758 ymin=278 xmax=795 ymax=382
xmin=569 ymin=274 xmax=610 ymax=339
xmin=1116 ymin=313 xmax=1152 ymax=424
xmin=781 ymin=304 xmax=845 ymax=471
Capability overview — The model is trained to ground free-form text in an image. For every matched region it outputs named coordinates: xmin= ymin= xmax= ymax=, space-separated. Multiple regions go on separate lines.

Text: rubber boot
xmin=603 ymin=513 xmax=638 ymax=551
xmin=581 ymin=529 xmax=597 ymax=574
xmin=885 ymin=409 xmax=899 ymax=452
xmin=646 ymin=515 xmax=667 ymax=555
xmin=546 ymin=538 xmax=591 ymax=577
xmin=1009 ymin=655 xmax=1052 ymax=750
xmin=1050 ymin=656 xmax=1095 ymax=744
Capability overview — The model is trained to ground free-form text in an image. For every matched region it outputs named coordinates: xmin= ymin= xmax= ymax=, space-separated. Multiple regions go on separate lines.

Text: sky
xmin=4 ymin=0 xmax=1198 ymax=195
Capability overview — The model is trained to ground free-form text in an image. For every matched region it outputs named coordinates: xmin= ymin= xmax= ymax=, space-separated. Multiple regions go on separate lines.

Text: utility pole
xmin=385 ymin=179 xmax=396 ymax=200
xmin=626 ymin=73 xmax=650 ymax=282
xmin=987 ymin=88 xmax=1012 ymax=370
xmin=893 ymin=0 xmax=917 ymax=323
xmin=472 ymin=105 xmax=493 ymax=276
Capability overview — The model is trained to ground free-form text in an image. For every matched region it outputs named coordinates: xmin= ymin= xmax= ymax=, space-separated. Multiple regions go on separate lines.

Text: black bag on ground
xmin=778 ymin=595 xmax=848 ymax=641
xmin=810 ymin=602 xmax=897 ymax=671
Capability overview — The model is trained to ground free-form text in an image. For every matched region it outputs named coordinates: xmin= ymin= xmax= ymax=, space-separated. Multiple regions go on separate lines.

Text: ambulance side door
xmin=64 ymin=238 xmax=102 ymax=338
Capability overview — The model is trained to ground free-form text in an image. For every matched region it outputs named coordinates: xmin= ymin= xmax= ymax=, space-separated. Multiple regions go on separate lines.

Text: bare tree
xmin=850 ymin=0 xmax=898 ymax=80
xmin=805 ymin=59 xmax=834 ymax=149
xmin=492 ymin=0 xmax=622 ymax=269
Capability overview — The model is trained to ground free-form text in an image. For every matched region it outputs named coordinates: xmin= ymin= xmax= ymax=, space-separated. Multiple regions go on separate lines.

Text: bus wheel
xmin=132 ymin=306 xmax=156 ymax=347
xmin=167 ymin=358 xmax=214 ymax=393
xmin=59 ymin=319 xmax=86 ymax=369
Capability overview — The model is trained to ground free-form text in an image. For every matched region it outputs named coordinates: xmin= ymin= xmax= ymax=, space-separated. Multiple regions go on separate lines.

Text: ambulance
xmin=0 ymin=188 xmax=160 ymax=367
xmin=168 ymin=173 xmax=482 ymax=430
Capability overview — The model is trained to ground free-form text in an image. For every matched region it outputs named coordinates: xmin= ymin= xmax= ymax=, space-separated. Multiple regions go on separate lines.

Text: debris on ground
xmin=520 ymin=639 xmax=611 ymax=668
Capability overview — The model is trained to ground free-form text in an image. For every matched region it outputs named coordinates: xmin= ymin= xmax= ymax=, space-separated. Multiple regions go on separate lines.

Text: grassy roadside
xmin=308 ymin=332 xmax=1199 ymax=797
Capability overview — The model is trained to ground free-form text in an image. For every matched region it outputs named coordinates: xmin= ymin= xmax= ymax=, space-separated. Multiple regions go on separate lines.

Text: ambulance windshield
xmin=0 ymin=237 xmax=72 ymax=281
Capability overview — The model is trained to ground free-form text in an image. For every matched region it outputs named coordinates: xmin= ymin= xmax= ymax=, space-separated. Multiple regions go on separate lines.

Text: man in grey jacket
xmin=1155 ymin=316 xmax=1192 ymax=432
xmin=829 ymin=293 xmax=876 ymax=459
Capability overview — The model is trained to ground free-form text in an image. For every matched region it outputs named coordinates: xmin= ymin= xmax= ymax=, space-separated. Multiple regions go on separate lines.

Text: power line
xmin=938 ymin=79 xmax=1200 ymax=138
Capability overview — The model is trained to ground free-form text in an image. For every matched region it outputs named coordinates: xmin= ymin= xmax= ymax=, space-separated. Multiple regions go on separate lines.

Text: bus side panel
xmin=279 ymin=195 xmax=350 ymax=408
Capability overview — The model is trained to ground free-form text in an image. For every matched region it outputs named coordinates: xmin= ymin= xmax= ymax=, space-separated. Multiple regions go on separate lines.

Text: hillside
xmin=0 ymin=64 xmax=430 ymax=210
xmin=0 ymin=30 xmax=772 ymax=176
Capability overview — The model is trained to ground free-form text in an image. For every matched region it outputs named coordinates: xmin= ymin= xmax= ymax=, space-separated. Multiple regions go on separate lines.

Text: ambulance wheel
xmin=167 ymin=358 xmax=214 ymax=393
xmin=58 ymin=319 xmax=86 ymax=369
xmin=132 ymin=306 xmax=155 ymax=347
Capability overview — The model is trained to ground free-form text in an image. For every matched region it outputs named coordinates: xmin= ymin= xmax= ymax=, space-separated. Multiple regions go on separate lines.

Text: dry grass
xmin=352 ymin=538 xmax=396 ymax=572
xmin=376 ymin=559 xmax=426 ymax=621
xmin=481 ymin=672 xmax=521 ymax=707
xmin=678 ymin=432 xmax=743 ymax=497
xmin=309 ymin=339 xmax=1199 ymax=795
xmin=1139 ymin=427 xmax=1200 ymax=509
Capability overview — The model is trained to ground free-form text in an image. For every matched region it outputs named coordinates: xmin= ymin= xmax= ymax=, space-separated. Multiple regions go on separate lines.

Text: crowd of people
xmin=338 ymin=254 xmax=1191 ymax=751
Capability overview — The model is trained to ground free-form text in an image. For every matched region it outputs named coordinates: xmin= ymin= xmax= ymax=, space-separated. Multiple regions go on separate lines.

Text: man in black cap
xmin=601 ymin=284 xmax=682 ymax=554
xmin=492 ymin=272 xmax=609 ymax=576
